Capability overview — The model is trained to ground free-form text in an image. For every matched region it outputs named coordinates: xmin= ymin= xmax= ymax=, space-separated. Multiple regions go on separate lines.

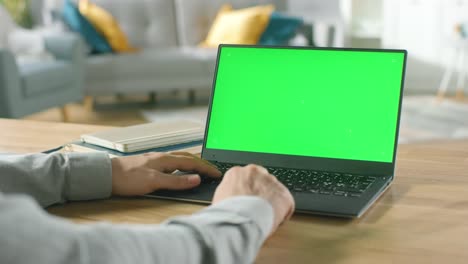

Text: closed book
xmin=80 ymin=121 xmax=204 ymax=153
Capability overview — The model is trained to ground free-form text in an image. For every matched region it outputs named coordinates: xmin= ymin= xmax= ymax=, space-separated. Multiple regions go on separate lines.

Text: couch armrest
xmin=44 ymin=33 xmax=85 ymax=62
xmin=0 ymin=49 xmax=22 ymax=117
xmin=44 ymin=33 xmax=85 ymax=95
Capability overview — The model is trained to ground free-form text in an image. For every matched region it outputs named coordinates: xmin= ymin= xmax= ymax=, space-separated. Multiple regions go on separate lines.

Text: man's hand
xmin=213 ymin=165 xmax=295 ymax=234
xmin=111 ymin=152 xmax=221 ymax=196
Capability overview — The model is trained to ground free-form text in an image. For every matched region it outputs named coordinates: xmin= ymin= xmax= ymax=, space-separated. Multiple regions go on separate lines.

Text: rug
xmin=142 ymin=96 xmax=468 ymax=144
xmin=399 ymin=96 xmax=468 ymax=143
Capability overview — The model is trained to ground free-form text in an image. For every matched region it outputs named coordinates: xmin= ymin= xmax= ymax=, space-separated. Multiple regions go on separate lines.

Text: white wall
xmin=287 ymin=0 xmax=384 ymax=48
xmin=383 ymin=0 xmax=468 ymax=95
xmin=346 ymin=0 xmax=383 ymax=48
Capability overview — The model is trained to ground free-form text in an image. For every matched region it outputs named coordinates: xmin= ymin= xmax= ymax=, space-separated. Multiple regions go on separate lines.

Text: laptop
xmin=148 ymin=45 xmax=407 ymax=218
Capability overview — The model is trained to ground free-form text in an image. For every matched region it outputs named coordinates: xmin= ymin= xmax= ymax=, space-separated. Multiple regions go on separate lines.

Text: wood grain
xmin=2 ymin=119 xmax=467 ymax=263
xmin=0 ymin=119 xmax=111 ymax=154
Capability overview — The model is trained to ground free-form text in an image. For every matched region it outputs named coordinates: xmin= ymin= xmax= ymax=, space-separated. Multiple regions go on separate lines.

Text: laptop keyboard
xmin=207 ymin=162 xmax=377 ymax=198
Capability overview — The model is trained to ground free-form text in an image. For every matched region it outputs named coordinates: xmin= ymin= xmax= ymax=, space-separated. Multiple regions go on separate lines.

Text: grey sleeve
xmin=0 ymin=193 xmax=273 ymax=264
xmin=0 ymin=152 xmax=112 ymax=207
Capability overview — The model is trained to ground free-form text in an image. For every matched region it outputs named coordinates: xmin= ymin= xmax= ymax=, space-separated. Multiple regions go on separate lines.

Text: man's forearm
xmin=0 ymin=152 xmax=276 ymax=263
xmin=0 ymin=194 xmax=273 ymax=264
xmin=0 ymin=152 xmax=111 ymax=207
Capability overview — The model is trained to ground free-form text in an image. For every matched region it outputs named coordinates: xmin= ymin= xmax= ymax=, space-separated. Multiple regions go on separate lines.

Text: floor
xmin=25 ymin=91 xmax=210 ymax=127
xmin=25 ymin=94 xmax=468 ymax=144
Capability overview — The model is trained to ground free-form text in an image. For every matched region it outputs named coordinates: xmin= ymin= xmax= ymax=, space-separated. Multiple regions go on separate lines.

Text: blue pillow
xmin=259 ymin=12 xmax=303 ymax=45
xmin=62 ymin=0 xmax=112 ymax=54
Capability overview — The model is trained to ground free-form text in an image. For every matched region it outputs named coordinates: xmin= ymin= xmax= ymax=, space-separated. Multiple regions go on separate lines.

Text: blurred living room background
xmin=1 ymin=0 xmax=468 ymax=143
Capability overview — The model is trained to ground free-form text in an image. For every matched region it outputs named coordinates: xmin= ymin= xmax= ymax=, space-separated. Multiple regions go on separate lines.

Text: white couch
xmin=34 ymin=0 xmax=289 ymax=97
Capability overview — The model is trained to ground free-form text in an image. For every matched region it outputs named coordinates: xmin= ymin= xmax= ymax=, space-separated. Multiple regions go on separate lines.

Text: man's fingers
xmin=169 ymin=151 xmax=200 ymax=158
xmin=245 ymin=164 xmax=269 ymax=174
xmin=284 ymin=190 xmax=295 ymax=221
xmin=159 ymin=155 xmax=222 ymax=177
xmin=169 ymin=151 xmax=218 ymax=169
xmin=154 ymin=173 xmax=201 ymax=190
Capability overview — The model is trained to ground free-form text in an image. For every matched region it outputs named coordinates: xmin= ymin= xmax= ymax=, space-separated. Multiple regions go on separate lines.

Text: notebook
xmin=147 ymin=45 xmax=407 ymax=218
xmin=81 ymin=121 xmax=204 ymax=153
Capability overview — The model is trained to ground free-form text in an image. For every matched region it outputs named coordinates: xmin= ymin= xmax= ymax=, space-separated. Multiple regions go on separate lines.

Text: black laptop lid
xmin=202 ymin=45 xmax=407 ymax=176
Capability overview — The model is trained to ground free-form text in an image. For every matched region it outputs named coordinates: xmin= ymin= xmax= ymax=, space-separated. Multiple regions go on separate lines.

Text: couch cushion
xmin=175 ymin=0 xmax=286 ymax=46
xmin=201 ymin=4 xmax=274 ymax=47
xmin=259 ymin=12 xmax=303 ymax=45
xmin=19 ymin=60 xmax=75 ymax=97
xmin=62 ymin=0 xmax=112 ymax=54
xmin=89 ymin=0 xmax=178 ymax=48
xmin=78 ymin=0 xmax=137 ymax=53
xmin=86 ymin=47 xmax=217 ymax=82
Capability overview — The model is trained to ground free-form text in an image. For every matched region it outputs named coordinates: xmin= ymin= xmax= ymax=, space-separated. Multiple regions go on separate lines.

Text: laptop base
xmin=146 ymin=175 xmax=391 ymax=218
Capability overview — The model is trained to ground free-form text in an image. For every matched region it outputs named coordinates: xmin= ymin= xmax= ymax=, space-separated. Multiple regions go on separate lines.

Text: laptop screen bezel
xmin=201 ymin=44 xmax=407 ymax=177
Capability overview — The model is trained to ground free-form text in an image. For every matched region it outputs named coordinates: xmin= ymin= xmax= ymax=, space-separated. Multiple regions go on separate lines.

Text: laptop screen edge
xmin=201 ymin=45 xmax=407 ymax=177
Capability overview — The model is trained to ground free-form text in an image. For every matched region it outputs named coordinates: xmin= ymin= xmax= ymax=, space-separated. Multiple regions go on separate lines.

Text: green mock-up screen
xmin=205 ymin=46 xmax=405 ymax=163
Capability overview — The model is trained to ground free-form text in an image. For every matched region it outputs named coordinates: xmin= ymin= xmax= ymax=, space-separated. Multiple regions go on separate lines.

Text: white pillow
xmin=8 ymin=29 xmax=48 ymax=62
xmin=8 ymin=28 xmax=56 ymax=64
xmin=0 ymin=5 xmax=17 ymax=48
xmin=1 ymin=5 xmax=55 ymax=63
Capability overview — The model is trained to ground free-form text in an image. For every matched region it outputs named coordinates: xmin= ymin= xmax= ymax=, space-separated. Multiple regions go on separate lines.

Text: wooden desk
xmin=1 ymin=118 xmax=467 ymax=263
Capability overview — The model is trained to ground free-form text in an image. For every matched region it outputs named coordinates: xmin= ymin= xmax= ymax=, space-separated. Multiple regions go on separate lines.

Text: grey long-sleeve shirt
xmin=0 ymin=152 xmax=273 ymax=264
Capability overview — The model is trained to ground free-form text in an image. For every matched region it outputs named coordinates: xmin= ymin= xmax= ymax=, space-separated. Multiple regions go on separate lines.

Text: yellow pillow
xmin=200 ymin=4 xmax=275 ymax=47
xmin=79 ymin=0 xmax=137 ymax=53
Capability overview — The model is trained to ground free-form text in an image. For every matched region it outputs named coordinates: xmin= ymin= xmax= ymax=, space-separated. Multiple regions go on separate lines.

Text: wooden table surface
xmin=1 ymin=118 xmax=467 ymax=263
